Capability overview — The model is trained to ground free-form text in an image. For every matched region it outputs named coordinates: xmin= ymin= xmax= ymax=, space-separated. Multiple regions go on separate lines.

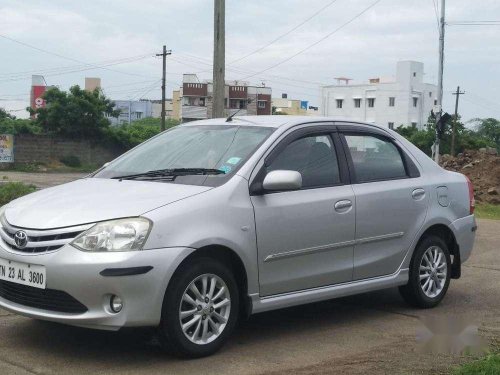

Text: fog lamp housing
xmin=110 ymin=295 xmax=123 ymax=313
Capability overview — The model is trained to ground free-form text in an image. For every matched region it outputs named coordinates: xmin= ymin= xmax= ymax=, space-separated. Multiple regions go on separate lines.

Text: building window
xmin=230 ymin=99 xmax=247 ymax=109
xmin=353 ymin=98 xmax=361 ymax=108
xmin=336 ymin=99 xmax=343 ymax=109
xmin=429 ymin=92 xmax=432 ymax=97
xmin=389 ymin=97 xmax=395 ymax=107
xmin=413 ymin=97 xmax=418 ymax=107
xmin=136 ymin=112 xmax=142 ymax=119
xmin=434 ymin=99 xmax=438 ymax=105
xmin=367 ymin=98 xmax=375 ymax=108
xmin=411 ymin=122 xmax=417 ymax=127
xmin=258 ymin=100 xmax=266 ymax=109
xmin=413 ymin=72 xmax=416 ymax=77
xmin=199 ymin=98 xmax=205 ymax=106
xmin=388 ymin=122 xmax=394 ymax=130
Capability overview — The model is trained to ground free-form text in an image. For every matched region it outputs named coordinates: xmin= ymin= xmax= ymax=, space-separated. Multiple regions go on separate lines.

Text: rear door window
xmin=344 ymin=134 xmax=407 ymax=182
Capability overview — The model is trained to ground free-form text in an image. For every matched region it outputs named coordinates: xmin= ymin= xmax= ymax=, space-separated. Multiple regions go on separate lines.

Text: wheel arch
xmin=413 ymin=223 xmax=461 ymax=279
xmin=171 ymin=244 xmax=252 ymax=318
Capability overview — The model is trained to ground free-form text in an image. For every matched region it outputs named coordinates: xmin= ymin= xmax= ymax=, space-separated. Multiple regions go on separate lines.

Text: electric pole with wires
xmin=156 ymin=45 xmax=172 ymax=131
xmin=212 ymin=0 xmax=225 ymax=118
xmin=451 ymin=86 xmax=465 ymax=156
xmin=433 ymin=0 xmax=446 ymax=164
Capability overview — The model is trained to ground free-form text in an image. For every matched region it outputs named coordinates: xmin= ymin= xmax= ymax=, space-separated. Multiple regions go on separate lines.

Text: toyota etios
xmin=0 ymin=116 xmax=476 ymax=357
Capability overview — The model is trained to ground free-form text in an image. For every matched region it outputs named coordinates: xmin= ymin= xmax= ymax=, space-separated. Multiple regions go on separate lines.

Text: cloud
xmin=0 ymin=0 xmax=499 ymax=120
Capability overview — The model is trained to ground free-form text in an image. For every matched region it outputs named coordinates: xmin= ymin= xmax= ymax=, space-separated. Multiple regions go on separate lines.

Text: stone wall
xmin=8 ymin=134 xmax=123 ymax=166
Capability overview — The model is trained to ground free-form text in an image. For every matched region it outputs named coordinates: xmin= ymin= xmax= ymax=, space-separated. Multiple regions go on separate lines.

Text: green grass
xmin=452 ymin=354 xmax=500 ymax=374
xmin=475 ymin=204 xmax=500 ymax=220
xmin=0 ymin=182 xmax=37 ymax=206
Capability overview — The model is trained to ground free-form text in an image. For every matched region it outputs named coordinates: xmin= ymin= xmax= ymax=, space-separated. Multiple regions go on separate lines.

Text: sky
xmin=0 ymin=0 xmax=499 ymax=122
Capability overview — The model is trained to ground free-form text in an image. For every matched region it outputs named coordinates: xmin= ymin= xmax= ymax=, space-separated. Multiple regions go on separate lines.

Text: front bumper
xmin=0 ymin=244 xmax=194 ymax=330
xmin=449 ymin=214 xmax=477 ymax=264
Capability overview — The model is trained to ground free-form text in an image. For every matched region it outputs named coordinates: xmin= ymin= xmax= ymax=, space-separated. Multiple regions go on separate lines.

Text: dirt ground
xmin=0 ymin=219 xmax=498 ymax=375
xmin=441 ymin=149 xmax=500 ymax=204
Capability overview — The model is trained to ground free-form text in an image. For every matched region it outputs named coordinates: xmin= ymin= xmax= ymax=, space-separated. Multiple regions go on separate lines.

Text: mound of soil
xmin=441 ymin=149 xmax=499 ymax=204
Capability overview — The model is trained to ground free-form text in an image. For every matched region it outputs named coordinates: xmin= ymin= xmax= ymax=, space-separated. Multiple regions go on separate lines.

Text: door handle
xmin=334 ymin=200 xmax=352 ymax=211
xmin=412 ymin=188 xmax=425 ymax=200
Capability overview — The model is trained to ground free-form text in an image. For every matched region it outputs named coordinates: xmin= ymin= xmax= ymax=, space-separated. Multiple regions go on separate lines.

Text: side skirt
xmin=250 ymin=268 xmax=409 ymax=314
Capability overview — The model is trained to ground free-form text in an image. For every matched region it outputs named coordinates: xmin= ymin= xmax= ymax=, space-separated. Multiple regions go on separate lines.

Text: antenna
xmin=226 ymin=99 xmax=252 ymax=122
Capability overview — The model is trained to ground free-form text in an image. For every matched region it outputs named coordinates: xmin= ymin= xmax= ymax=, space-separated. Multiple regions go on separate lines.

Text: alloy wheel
xmin=179 ymin=273 xmax=231 ymax=345
xmin=419 ymin=245 xmax=447 ymax=298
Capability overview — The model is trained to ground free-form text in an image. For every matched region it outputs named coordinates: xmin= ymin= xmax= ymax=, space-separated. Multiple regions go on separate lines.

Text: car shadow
xmin=8 ymin=286 xmax=414 ymax=365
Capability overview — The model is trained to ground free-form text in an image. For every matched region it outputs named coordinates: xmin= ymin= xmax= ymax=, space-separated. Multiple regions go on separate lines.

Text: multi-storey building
xmin=321 ymin=61 xmax=437 ymax=129
xmin=180 ymin=74 xmax=272 ymax=121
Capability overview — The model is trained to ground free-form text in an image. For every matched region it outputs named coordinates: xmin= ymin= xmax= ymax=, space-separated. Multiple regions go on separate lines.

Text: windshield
xmin=94 ymin=125 xmax=274 ymax=185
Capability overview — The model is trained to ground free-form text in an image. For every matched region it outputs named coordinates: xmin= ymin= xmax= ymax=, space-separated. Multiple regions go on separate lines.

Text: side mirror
xmin=262 ymin=170 xmax=302 ymax=192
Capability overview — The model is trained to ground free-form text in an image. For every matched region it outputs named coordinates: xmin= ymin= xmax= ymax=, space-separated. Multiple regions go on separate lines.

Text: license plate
xmin=0 ymin=258 xmax=46 ymax=289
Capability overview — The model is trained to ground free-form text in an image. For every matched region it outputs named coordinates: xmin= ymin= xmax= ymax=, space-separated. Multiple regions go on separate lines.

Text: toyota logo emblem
xmin=14 ymin=231 xmax=28 ymax=249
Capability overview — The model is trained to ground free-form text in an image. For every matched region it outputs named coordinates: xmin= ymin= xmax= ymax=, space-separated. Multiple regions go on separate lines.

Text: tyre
xmin=399 ymin=235 xmax=451 ymax=308
xmin=159 ymin=257 xmax=239 ymax=358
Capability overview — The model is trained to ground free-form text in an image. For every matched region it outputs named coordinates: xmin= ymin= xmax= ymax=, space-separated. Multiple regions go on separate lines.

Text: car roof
xmin=181 ymin=115 xmax=386 ymax=131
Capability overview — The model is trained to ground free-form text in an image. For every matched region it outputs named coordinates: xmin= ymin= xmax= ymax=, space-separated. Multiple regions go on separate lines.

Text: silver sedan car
xmin=0 ymin=116 xmax=476 ymax=357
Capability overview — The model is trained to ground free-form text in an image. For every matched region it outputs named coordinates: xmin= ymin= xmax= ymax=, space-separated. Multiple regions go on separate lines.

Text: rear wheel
xmin=399 ymin=235 xmax=451 ymax=308
xmin=159 ymin=258 xmax=239 ymax=358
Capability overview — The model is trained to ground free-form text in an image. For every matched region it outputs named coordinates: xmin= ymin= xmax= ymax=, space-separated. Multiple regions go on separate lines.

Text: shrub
xmin=0 ymin=182 xmax=37 ymax=206
xmin=60 ymin=155 xmax=82 ymax=168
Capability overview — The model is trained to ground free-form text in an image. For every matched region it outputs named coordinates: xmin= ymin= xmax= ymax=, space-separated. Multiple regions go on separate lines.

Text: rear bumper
xmin=0 ymin=244 xmax=193 ymax=330
xmin=449 ymin=214 xmax=477 ymax=264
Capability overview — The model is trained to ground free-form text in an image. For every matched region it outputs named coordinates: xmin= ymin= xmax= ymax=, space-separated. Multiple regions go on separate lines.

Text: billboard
xmin=300 ymin=100 xmax=308 ymax=110
xmin=30 ymin=75 xmax=47 ymax=118
xmin=31 ymin=85 xmax=46 ymax=110
xmin=0 ymin=134 xmax=14 ymax=163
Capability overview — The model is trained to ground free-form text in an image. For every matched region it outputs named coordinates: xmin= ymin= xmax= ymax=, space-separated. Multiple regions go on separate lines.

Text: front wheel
xmin=159 ymin=257 xmax=239 ymax=358
xmin=399 ymin=235 xmax=451 ymax=308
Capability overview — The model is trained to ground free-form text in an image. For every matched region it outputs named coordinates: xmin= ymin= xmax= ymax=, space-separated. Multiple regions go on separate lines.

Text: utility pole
xmin=156 ymin=45 xmax=172 ymax=131
xmin=212 ymin=0 xmax=225 ymax=118
xmin=451 ymin=86 xmax=465 ymax=156
xmin=434 ymin=0 xmax=446 ymax=163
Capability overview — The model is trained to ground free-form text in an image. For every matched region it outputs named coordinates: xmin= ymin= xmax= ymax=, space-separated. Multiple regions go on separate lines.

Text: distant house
xmin=179 ymin=74 xmax=272 ymax=122
xmin=321 ymin=61 xmax=437 ymax=129
xmin=272 ymin=93 xmax=319 ymax=116
xmin=108 ymin=100 xmax=153 ymax=126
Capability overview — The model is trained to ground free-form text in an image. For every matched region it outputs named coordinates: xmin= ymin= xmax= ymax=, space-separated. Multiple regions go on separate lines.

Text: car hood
xmin=4 ymin=178 xmax=212 ymax=229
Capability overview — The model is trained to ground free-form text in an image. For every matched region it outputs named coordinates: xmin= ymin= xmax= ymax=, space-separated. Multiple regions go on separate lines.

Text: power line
xmin=239 ymin=0 xmax=383 ymax=80
xmin=432 ymin=0 xmax=440 ymax=32
xmin=0 ymin=33 xmax=156 ymax=78
xmin=447 ymin=21 xmax=500 ymax=26
xmin=229 ymin=0 xmax=340 ymax=65
xmin=0 ymin=54 xmax=152 ymax=79
xmin=0 ymin=55 xmax=153 ymax=83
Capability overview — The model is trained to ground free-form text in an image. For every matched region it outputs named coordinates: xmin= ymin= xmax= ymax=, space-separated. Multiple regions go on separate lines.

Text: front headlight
xmin=71 ymin=218 xmax=152 ymax=252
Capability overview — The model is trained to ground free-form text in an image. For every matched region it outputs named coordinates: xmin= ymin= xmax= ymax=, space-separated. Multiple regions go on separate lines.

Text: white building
xmin=321 ymin=61 xmax=437 ymax=129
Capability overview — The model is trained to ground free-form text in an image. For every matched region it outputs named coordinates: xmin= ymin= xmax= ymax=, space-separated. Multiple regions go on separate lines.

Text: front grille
xmin=0 ymin=280 xmax=88 ymax=313
xmin=0 ymin=215 xmax=92 ymax=254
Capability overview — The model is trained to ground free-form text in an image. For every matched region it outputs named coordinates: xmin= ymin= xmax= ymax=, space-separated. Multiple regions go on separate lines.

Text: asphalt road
xmin=0 ymin=219 xmax=498 ymax=375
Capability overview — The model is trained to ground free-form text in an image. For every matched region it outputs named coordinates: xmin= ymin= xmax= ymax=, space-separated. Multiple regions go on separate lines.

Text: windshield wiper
xmin=111 ymin=168 xmax=226 ymax=181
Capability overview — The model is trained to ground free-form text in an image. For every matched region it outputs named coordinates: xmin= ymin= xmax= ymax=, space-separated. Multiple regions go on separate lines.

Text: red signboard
xmin=31 ymin=85 xmax=46 ymax=110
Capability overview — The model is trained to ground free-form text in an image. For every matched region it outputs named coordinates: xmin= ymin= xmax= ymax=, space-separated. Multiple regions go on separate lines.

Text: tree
xmin=0 ymin=108 xmax=15 ymax=121
xmin=472 ymin=118 xmax=500 ymax=151
xmin=0 ymin=108 xmax=42 ymax=135
xmin=105 ymin=117 xmax=180 ymax=149
xmin=31 ymin=85 xmax=120 ymax=139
